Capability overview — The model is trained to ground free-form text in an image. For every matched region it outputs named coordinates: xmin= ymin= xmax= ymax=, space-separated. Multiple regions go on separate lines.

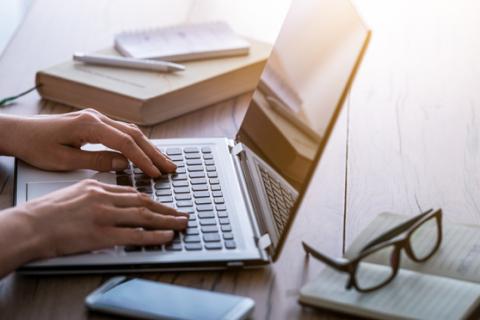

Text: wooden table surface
xmin=1 ymin=0 xmax=480 ymax=319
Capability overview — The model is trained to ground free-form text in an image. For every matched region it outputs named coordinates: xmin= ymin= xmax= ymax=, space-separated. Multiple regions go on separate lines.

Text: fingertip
xmin=166 ymin=160 xmax=177 ymax=171
xmin=160 ymin=165 xmax=176 ymax=175
xmin=147 ymin=165 xmax=162 ymax=178
xmin=176 ymin=210 xmax=189 ymax=218
xmin=133 ymin=161 xmax=161 ymax=178
xmin=163 ymin=230 xmax=174 ymax=240
xmin=155 ymin=203 xmax=181 ymax=215
xmin=176 ymin=216 xmax=188 ymax=222
xmin=175 ymin=216 xmax=188 ymax=229
xmin=159 ymin=154 xmax=177 ymax=172
xmin=173 ymin=209 xmax=188 ymax=218
xmin=112 ymin=157 xmax=129 ymax=171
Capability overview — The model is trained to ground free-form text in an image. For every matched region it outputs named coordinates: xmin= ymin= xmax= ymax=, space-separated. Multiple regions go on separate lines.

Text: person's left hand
xmin=3 ymin=109 xmax=175 ymax=177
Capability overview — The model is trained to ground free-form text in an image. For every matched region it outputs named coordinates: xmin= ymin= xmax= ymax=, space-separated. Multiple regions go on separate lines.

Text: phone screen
xmin=93 ymin=279 xmax=248 ymax=320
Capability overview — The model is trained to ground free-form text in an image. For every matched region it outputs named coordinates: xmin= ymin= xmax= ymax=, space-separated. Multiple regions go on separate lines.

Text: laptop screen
xmin=237 ymin=0 xmax=370 ymax=259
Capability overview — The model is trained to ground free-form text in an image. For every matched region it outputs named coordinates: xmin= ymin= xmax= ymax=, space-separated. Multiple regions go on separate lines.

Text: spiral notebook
xmin=114 ymin=21 xmax=251 ymax=62
xmin=299 ymin=213 xmax=480 ymax=319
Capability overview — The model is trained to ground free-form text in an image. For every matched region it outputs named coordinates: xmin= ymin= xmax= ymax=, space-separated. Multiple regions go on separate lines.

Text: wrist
xmin=18 ymin=204 xmax=54 ymax=260
xmin=0 ymin=206 xmax=49 ymax=276
xmin=0 ymin=114 xmax=24 ymax=156
xmin=1 ymin=206 xmax=48 ymax=262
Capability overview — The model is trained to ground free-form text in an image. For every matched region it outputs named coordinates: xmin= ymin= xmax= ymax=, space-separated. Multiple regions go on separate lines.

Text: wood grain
xmin=346 ymin=0 xmax=480 ymax=245
xmin=0 ymin=0 xmax=347 ymax=319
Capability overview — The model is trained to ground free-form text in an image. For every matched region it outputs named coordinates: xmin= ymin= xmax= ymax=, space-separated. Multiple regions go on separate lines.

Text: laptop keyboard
xmin=258 ymin=166 xmax=296 ymax=233
xmin=116 ymin=146 xmax=236 ymax=252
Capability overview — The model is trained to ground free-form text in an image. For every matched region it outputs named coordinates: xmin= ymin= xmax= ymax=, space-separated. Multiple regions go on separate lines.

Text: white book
xmin=299 ymin=213 xmax=480 ymax=320
xmin=114 ymin=21 xmax=251 ymax=62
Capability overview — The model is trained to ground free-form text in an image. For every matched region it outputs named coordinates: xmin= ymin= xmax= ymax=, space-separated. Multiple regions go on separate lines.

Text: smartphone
xmin=85 ymin=276 xmax=255 ymax=320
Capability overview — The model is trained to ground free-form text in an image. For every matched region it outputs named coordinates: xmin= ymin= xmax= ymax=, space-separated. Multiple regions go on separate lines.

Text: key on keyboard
xmin=259 ymin=166 xmax=296 ymax=234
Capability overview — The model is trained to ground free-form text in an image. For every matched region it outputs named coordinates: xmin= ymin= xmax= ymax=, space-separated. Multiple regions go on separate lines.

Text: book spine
xmin=35 ymin=72 xmax=144 ymax=123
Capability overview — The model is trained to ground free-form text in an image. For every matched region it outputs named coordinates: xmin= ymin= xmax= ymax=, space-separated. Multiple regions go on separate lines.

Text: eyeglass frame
xmin=302 ymin=208 xmax=443 ymax=293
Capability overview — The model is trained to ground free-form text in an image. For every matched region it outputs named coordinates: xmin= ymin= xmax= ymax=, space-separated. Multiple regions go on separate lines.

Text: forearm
xmin=0 ymin=207 xmax=44 ymax=278
xmin=0 ymin=114 xmax=24 ymax=157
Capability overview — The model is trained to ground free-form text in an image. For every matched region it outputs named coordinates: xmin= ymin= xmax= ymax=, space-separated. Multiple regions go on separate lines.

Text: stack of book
xmin=36 ymin=22 xmax=271 ymax=125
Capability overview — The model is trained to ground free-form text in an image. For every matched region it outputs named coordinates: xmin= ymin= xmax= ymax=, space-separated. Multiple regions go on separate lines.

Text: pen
xmin=73 ymin=52 xmax=186 ymax=72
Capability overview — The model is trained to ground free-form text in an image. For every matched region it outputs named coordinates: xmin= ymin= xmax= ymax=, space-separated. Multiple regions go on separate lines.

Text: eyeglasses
xmin=303 ymin=209 xmax=442 ymax=292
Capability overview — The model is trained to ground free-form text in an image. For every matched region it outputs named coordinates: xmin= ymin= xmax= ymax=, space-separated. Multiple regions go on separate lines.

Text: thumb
xmin=61 ymin=147 xmax=129 ymax=172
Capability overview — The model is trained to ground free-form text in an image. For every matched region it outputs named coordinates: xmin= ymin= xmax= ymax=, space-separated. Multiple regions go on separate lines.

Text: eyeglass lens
xmin=409 ymin=216 xmax=440 ymax=260
xmin=355 ymin=244 xmax=397 ymax=291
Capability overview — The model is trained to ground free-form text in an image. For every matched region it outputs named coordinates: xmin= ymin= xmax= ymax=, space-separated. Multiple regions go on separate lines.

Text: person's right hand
xmin=18 ymin=179 xmax=187 ymax=259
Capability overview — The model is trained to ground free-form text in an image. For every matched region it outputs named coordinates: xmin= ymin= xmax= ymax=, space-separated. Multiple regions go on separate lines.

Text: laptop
xmin=15 ymin=0 xmax=370 ymax=274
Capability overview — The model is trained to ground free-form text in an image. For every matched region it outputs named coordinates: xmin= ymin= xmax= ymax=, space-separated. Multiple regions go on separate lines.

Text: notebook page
xmin=115 ymin=22 xmax=251 ymax=60
xmin=300 ymin=264 xmax=480 ymax=320
xmin=345 ymin=213 xmax=480 ymax=284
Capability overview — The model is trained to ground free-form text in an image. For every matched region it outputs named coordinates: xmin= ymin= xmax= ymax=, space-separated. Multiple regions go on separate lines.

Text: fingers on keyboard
xmin=117 ymin=145 xmax=236 ymax=252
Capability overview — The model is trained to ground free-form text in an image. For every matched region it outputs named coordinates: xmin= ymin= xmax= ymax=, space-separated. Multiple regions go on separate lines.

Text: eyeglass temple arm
xmin=302 ymin=241 xmax=350 ymax=272
xmin=360 ymin=209 xmax=434 ymax=252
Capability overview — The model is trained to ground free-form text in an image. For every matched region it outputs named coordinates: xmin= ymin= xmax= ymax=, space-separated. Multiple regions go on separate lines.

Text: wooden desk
xmin=1 ymin=0 xmax=480 ymax=319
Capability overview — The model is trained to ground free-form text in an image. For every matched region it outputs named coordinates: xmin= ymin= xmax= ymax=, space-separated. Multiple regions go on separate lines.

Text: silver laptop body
xmin=16 ymin=138 xmax=293 ymax=273
xmin=14 ymin=0 xmax=370 ymax=274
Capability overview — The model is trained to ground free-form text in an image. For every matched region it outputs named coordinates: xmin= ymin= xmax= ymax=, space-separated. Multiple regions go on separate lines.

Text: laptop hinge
xmin=229 ymin=142 xmax=270 ymax=260
xmin=231 ymin=143 xmax=244 ymax=156
xmin=256 ymin=233 xmax=272 ymax=250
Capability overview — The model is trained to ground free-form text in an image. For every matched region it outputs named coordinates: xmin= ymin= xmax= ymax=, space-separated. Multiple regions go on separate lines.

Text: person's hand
xmin=1 ymin=109 xmax=175 ymax=177
xmin=13 ymin=179 xmax=188 ymax=259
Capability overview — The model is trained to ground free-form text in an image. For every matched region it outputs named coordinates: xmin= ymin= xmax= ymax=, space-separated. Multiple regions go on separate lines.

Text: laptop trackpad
xmin=27 ymin=181 xmax=78 ymax=201
xmin=26 ymin=172 xmax=117 ymax=201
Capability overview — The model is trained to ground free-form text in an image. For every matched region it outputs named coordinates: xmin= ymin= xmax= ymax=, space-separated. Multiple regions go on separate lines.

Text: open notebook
xmin=299 ymin=213 xmax=480 ymax=320
xmin=114 ymin=21 xmax=251 ymax=61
